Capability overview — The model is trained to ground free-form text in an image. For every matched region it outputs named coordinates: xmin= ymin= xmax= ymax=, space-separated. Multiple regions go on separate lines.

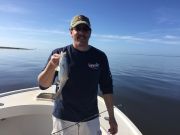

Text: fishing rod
xmin=51 ymin=105 xmax=120 ymax=135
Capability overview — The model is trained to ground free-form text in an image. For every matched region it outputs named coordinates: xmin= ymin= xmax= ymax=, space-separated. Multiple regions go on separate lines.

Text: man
xmin=38 ymin=15 xmax=118 ymax=135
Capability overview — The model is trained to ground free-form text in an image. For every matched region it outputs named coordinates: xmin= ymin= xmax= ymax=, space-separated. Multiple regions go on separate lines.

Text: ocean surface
xmin=0 ymin=47 xmax=180 ymax=135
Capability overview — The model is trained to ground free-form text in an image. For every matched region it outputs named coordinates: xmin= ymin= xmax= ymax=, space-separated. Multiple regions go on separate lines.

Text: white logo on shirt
xmin=88 ymin=63 xmax=99 ymax=70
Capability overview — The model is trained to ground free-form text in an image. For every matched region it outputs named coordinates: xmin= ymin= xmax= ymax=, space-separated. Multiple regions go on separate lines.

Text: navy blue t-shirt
xmin=41 ymin=44 xmax=113 ymax=122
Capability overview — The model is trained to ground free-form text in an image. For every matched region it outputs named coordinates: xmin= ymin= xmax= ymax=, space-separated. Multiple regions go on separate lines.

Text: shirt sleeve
xmin=99 ymin=53 xmax=113 ymax=94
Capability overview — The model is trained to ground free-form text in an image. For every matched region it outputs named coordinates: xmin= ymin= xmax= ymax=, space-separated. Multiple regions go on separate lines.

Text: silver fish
xmin=55 ymin=51 xmax=68 ymax=99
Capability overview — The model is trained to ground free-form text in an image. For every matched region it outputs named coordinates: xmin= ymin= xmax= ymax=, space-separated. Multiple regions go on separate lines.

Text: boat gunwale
xmin=0 ymin=87 xmax=39 ymax=98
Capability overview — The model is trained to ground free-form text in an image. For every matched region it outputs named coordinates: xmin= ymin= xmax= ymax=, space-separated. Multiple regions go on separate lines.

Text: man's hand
xmin=108 ymin=117 xmax=118 ymax=134
xmin=38 ymin=53 xmax=60 ymax=88
xmin=49 ymin=53 xmax=60 ymax=69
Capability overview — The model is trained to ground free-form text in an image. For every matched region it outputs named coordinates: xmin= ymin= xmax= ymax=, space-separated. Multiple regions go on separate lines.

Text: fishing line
xmin=51 ymin=107 xmax=115 ymax=135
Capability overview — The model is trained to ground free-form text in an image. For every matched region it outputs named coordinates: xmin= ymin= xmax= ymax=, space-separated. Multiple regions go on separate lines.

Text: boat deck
xmin=0 ymin=86 xmax=142 ymax=135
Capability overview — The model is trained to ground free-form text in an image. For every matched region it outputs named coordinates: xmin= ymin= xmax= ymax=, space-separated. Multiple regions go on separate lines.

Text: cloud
xmin=163 ymin=35 xmax=179 ymax=39
xmin=155 ymin=7 xmax=180 ymax=25
xmin=92 ymin=33 xmax=180 ymax=45
xmin=0 ymin=4 xmax=27 ymax=14
xmin=0 ymin=26 xmax=180 ymax=45
xmin=0 ymin=26 xmax=68 ymax=35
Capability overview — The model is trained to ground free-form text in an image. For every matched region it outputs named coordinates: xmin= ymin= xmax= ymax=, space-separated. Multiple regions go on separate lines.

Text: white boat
xmin=0 ymin=85 xmax=142 ymax=135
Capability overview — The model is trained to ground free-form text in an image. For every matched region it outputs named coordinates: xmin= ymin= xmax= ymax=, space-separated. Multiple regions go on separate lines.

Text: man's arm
xmin=38 ymin=54 xmax=60 ymax=89
xmin=103 ymin=93 xmax=118 ymax=134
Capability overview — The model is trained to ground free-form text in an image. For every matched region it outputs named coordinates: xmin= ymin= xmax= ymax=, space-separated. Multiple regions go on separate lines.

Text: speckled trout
xmin=55 ymin=51 xmax=68 ymax=99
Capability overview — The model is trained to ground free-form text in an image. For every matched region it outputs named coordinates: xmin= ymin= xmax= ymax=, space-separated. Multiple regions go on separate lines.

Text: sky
xmin=0 ymin=0 xmax=180 ymax=54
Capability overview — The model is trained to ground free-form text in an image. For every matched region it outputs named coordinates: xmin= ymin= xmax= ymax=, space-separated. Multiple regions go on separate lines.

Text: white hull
xmin=0 ymin=86 xmax=142 ymax=135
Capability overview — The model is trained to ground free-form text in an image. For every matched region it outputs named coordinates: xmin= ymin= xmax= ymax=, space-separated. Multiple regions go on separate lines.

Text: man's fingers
xmin=52 ymin=53 xmax=60 ymax=59
xmin=108 ymin=121 xmax=118 ymax=134
xmin=49 ymin=53 xmax=61 ymax=68
xmin=108 ymin=127 xmax=116 ymax=134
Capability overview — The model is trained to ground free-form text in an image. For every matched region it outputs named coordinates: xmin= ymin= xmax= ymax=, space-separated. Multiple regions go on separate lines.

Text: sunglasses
xmin=72 ymin=25 xmax=91 ymax=32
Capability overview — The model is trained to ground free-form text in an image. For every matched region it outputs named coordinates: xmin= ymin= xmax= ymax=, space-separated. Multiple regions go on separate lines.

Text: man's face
xmin=70 ymin=24 xmax=91 ymax=46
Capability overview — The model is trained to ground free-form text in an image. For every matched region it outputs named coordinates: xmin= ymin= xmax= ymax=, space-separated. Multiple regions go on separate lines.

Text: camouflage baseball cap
xmin=70 ymin=15 xmax=91 ymax=29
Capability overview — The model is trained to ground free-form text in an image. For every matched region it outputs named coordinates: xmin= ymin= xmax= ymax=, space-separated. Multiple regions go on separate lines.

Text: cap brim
xmin=71 ymin=21 xmax=90 ymax=28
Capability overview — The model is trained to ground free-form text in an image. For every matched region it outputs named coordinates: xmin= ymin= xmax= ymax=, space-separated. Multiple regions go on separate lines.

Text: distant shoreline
xmin=0 ymin=46 xmax=34 ymax=50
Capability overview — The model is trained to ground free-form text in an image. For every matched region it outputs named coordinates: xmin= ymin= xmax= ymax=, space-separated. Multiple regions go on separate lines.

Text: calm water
xmin=0 ymin=48 xmax=180 ymax=135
